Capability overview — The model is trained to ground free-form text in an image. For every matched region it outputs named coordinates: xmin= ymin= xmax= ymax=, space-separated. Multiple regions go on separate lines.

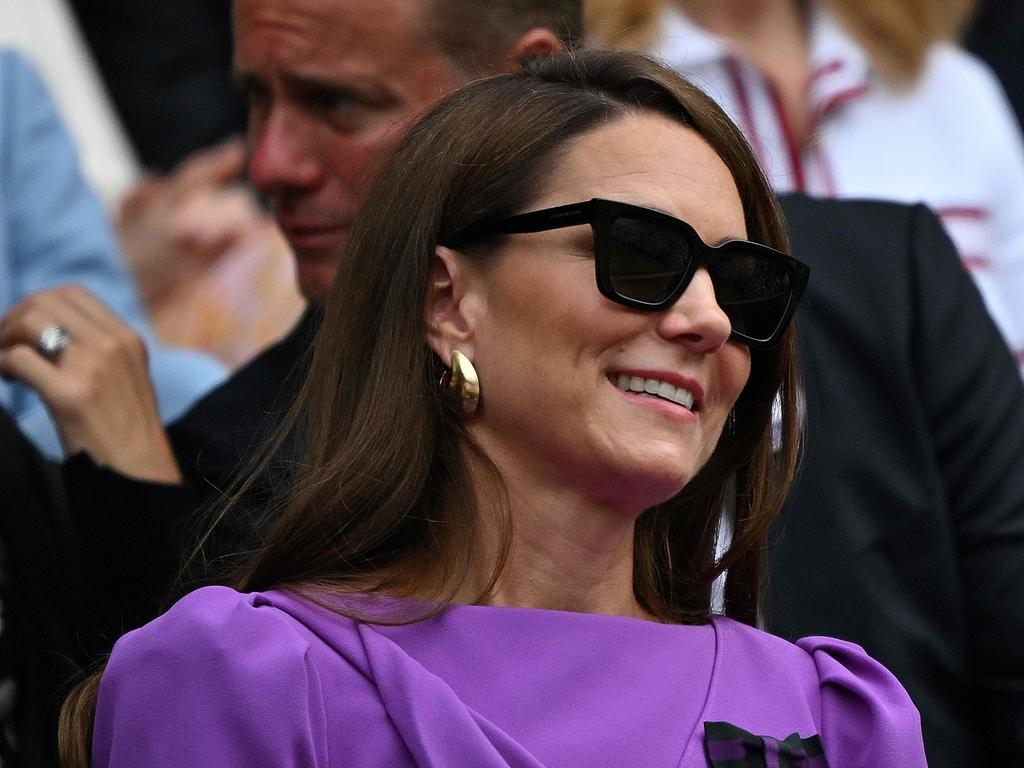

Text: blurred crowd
xmin=0 ymin=0 xmax=1022 ymax=765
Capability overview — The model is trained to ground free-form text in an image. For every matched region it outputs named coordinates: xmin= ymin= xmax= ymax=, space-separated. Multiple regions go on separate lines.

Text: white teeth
xmin=676 ymin=388 xmax=695 ymax=410
xmin=612 ymin=374 xmax=696 ymax=411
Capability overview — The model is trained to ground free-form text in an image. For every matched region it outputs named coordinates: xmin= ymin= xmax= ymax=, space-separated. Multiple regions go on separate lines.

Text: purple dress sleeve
xmin=92 ymin=586 xmax=329 ymax=768
xmin=796 ymin=636 xmax=929 ymax=767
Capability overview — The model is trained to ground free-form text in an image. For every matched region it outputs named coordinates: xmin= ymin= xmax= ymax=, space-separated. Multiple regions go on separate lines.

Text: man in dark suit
xmin=768 ymin=196 xmax=1024 ymax=767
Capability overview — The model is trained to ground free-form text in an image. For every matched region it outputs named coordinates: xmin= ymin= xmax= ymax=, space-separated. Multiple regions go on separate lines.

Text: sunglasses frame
xmin=444 ymin=198 xmax=809 ymax=349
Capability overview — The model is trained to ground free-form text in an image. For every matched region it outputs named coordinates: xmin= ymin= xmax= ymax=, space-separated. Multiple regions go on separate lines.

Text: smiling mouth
xmin=611 ymin=374 xmax=696 ymax=411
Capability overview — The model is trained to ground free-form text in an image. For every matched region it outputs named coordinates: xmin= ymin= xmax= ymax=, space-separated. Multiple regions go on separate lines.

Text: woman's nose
xmin=655 ymin=268 xmax=732 ymax=352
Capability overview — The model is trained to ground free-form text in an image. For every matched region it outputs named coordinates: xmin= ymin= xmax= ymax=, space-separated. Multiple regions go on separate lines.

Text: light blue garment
xmin=0 ymin=49 xmax=226 ymax=457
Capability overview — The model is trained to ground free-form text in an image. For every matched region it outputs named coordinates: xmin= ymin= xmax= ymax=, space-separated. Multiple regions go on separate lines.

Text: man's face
xmin=234 ymin=0 xmax=468 ymax=302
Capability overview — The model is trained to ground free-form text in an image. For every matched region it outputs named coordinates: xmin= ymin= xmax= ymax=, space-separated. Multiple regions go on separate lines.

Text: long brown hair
xmin=236 ymin=47 xmax=799 ymax=619
xmin=60 ymin=48 xmax=800 ymax=765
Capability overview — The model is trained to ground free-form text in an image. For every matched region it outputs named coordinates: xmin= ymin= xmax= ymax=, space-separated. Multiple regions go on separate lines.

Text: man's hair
xmin=429 ymin=0 xmax=583 ymax=73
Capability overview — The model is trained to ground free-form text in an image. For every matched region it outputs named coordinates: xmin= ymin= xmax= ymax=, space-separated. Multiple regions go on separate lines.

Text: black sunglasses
xmin=443 ymin=198 xmax=809 ymax=349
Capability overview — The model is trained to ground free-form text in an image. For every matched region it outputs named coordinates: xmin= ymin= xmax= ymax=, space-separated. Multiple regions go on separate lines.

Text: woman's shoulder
xmin=102 ymin=585 xmax=380 ymax=691
xmin=708 ymin=617 xmax=927 ymax=766
xmin=711 ymin=614 xmax=876 ymax=667
xmin=94 ymin=586 xmax=340 ymax=767
xmin=100 ymin=584 xmax=331 ymax=685
xmin=709 ymin=615 xmax=919 ymax=711
xmin=110 ymin=585 xmax=318 ymax=653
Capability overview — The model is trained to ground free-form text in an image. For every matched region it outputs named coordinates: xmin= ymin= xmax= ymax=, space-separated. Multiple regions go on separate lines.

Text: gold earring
xmin=443 ymin=349 xmax=480 ymax=415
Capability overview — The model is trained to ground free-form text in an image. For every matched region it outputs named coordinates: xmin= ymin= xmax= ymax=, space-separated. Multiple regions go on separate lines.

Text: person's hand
xmin=0 ymin=286 xmax=183 ymax=483
xmin=120 ymin=138 xmax=266 ymax=307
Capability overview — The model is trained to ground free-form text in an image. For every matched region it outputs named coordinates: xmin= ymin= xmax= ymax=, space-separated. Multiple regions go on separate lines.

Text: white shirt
xmin=651 ymin=6 xmax=1024 ymax=372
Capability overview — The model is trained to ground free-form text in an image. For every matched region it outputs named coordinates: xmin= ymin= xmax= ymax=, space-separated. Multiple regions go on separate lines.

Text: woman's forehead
xmin=531 ymin=114 xmax=748 ymax=243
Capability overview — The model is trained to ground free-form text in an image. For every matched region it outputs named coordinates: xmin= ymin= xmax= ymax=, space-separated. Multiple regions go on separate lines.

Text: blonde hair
xmin=823 ymin=0 xmax=975 ymax=80
xmin=585 ymin=0 xmax=663 ymax=50
xmin=585 ymin=0 xmax=978 ymax=80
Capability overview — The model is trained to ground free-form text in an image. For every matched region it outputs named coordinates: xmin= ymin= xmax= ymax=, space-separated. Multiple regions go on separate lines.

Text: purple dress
xmin=93 ymin=586 xmax=927 ymax=767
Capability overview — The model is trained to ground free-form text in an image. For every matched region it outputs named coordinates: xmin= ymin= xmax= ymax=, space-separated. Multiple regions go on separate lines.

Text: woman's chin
xmin=582 ymin=460 xmax=695 ymax=517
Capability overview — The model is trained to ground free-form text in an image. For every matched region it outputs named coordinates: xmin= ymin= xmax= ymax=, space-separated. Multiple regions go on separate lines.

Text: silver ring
xmin=37 ymin=324 xmax=72 ymax=359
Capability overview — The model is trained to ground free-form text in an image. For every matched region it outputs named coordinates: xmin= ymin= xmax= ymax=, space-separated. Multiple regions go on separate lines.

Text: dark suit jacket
xmin=767 ymin=195 xmax=1024 ymax=767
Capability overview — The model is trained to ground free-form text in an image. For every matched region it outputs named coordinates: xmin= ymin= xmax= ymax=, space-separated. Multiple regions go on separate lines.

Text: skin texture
xmin=426 ymin=114 xmax=752 ymax=618
xmin=234 ymin=0 xmax=469 ymax=302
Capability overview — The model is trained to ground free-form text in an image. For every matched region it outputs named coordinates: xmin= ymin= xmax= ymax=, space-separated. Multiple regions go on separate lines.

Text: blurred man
xmin=1 ymin=0 xmax=577 ymax=488
xmin=0 ymin=3 xmax=580 ymax=764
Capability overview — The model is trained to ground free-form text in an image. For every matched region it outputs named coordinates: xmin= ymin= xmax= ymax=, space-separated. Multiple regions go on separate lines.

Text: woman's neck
xmin=465 ymin=446 xmax=656 ymax=621
xmin=679 ymin=0 xmax=798 ymax=40
xmin=677 ymin=0 xmax=813 ymax=144
xmin=487 ymin=493 xmax=650 ymax=620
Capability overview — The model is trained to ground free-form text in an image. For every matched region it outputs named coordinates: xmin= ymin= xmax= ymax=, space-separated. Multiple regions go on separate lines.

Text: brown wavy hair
xmin=234 ymin=46 xmax=799 ymax=619
xmin=60 ymin=47 xmax=800 ymax=765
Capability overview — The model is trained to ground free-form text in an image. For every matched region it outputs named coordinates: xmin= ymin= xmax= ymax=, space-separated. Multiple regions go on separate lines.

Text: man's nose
xmin=656 ymin=268 xmax=733 ymax=353
xmin=247 ymin=106 xmax=323 ymax=197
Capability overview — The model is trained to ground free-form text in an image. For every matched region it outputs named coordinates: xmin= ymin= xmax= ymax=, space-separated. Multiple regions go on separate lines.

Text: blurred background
xmin=2 ymin=0 xmax=1022 ymax=373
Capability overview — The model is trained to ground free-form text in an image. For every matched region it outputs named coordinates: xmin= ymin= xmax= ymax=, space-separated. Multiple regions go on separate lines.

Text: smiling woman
xmin=65 ymin=49 xmax=925 ymax=768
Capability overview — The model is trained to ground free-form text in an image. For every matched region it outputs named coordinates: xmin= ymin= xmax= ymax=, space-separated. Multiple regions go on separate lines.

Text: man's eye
xmin=305 ymin=87 xmax=356 ymax=114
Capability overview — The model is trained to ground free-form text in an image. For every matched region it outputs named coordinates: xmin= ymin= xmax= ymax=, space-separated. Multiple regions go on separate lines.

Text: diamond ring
xmin=36 ymin=324 xmax=72 ymax=360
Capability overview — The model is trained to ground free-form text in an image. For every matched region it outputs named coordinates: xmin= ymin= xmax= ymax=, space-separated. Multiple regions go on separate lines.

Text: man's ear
xmin=425 ymin=246 xmax=479 ymax=364
xmin=507 ymin=28 xmax=564 ymax=71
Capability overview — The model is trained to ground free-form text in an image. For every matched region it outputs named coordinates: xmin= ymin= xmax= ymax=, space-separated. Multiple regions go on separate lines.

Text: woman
xmin=586 ymin=0 xmax=1024 ymax=373
xmin=64 ymin=49 xmax=925 ymax=767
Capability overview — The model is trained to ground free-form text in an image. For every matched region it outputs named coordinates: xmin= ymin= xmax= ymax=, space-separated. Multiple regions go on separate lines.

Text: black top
xmin=768 ymin=196 xmax=1024 ymax=767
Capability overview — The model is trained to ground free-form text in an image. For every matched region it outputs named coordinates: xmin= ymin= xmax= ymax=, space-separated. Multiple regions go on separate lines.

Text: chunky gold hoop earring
xmin=443 ymin=349 xmax=480 ymax=415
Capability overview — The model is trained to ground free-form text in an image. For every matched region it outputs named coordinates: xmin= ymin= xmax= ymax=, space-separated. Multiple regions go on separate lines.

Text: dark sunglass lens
xmin=606 ymin=217 xmax=690 ymax=304
xmin=710 ymin=251 xmax=793 ymax=342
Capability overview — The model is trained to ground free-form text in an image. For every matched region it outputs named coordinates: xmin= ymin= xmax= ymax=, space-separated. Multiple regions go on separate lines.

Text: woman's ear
xmin=425 ymin=246 xmax=480 ymax=363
